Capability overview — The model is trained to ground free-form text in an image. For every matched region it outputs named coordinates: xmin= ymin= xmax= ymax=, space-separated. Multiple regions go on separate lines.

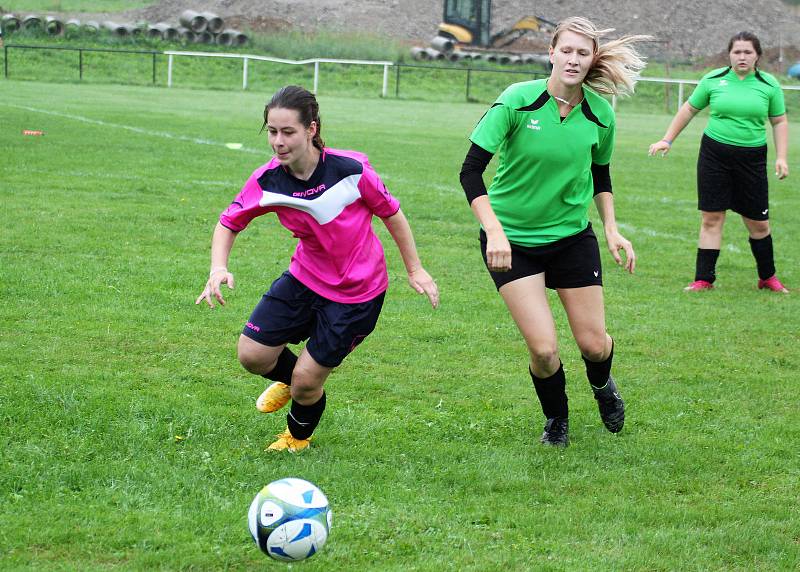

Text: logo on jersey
xmin=293 ymin=183 xmax=326 ymax=198
xmin=719 ymin=79 xmax=728 ymax=87
xmin=526 ymin=118 xmax=541 ymax=131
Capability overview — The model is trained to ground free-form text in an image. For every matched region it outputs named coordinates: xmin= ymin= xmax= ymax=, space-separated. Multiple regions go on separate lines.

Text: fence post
xmin=395 ymin=63 xmax=400 ymax=97
xmin=152 ymin=52 xmax=156 ymax=85
xmin=242 ymin=56 xmax=248 ymax=90
xmin=167 ymin=54 xmax=173 ymax=87
xmin=466 ymin=68 xmax=471 ymax=101
xmin=79 ymin=49 xmax=83 ymax=80
xmin=4 ymin=45 xmax=8 ymax=79
xmin=382 ymin=63 xmax=389 ymax=98
xmin=678 ymin=81 xmax=684 ymax=109
xmin=313 ymin=61 xmax=319 ymax=94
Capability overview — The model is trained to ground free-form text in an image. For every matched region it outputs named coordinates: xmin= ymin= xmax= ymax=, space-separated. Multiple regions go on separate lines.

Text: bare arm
xmin=593 ymin=192 xmax=635 ymax=273
xmin=469 ymin=195 xmax=512 ymax=272
xmin=381 ymin=208 xmax=439 ymax=308
xmin=770 ymin=114 xmax=789 ymax=179
xmin=195 ymin=222 xmax=238 ymax=308
xmin=648 ymin=102 xmax=701 ymax=156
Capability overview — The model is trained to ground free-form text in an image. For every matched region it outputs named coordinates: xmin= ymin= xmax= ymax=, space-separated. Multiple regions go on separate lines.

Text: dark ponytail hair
xmin=728 ymin=31 xmax=762 ymax=59
xmin=261 ymin=85 xmax=325 ymax=151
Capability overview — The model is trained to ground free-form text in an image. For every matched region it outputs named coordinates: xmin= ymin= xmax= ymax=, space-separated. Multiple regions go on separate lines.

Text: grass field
xmin=1 ymin=79 xmax=799 ymax=571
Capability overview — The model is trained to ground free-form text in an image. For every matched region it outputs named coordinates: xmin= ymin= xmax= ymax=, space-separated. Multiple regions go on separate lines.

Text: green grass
xmin=1 ymin=80 xmax=799 ymax=570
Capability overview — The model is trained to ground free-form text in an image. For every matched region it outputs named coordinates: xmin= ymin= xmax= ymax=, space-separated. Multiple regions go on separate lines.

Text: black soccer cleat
xmin=592 ymin=376 xmax=625 ymax=433
xmin=539 ymin=417 xmax=569 ymax=447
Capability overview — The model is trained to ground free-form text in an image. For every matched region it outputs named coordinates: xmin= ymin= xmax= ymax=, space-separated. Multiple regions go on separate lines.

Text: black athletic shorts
xmin=697 ymin=134 xmax=769 ymax=220
xmin=241 ymin=271 xmax=385 ymax=368
xmin=480 ymin=224 xmax=603 ymax=290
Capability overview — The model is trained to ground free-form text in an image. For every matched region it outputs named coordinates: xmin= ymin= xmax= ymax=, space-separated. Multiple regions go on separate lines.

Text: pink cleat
xmin=758 ymin=275 xmax=789 ymax=293
xmin=684 ymin=279 xmax=714 ymax=292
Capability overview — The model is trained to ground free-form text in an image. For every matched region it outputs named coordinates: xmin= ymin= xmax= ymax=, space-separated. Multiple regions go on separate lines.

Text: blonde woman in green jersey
xmin=649 ymin=31 xmax=790 ymax=293
xmin=459 ymin=17 xmax=650 ymax=447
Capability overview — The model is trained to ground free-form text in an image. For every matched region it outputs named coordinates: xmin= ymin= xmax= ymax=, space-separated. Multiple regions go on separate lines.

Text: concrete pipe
xmin=152 ymin=22 xmax=179 ymax=41
xmin=125 ymin=24 xmax=141 ymax=37
xmin=22 ymin=15 xmax=43 ymax=31
xmin=45 ymin=16 xmax=64 ymax=35
xmin=430 ymin=35 xmax=454 ymax=53
xmin=200 ymin=12 xmax=224 ymax=34
xmin=65 ymin=18 xmax=81 ymax=32
xmin=447 ymin=51 xmax=464 ymax=62
xmin=497 ymin=55 xmax=511 ymax=65
xmin=234 ymin=31 xmax=248 ymax=46
xmin=215 ymin=29 xmax=235 ymax=46
xmin=179 ymin=9 xmax=206 ymax=32
xmin=146 ymin=24 xmax=162 ymax=39
xmin=410 ymin=46 xmax=427 ymax=61
xmin=177 ymin=27 xmax=196 ymax=42
xmin=424 ymin=48 xmax=445 ymax=60
xmin=82 ymin=20 xmax=99 ymax=33
xmin=195 ymin=30 xmax=214 ymax=44
xmin=485 ymin=53 xmax=499 ymax=63
xmin=507 ymin=55 xmax=523 ymax=65
xmin=1 ymin=14 xmax=21 ymax=33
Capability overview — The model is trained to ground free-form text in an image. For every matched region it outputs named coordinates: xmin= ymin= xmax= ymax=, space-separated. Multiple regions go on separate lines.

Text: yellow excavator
xmin=436 ymin=0 xmax=554 ymax=49
xmin=414 ymin=0 xmax=554 ymax=65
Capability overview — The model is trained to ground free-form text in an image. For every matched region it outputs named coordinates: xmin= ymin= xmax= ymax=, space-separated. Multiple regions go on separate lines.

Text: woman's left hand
xmin=605 ymin=229 xmax=636 ymax=273
xmin=775 ymin=158 xmax=789 ymax=180
xmin=408 ymin=267 xmax=439 ymax=309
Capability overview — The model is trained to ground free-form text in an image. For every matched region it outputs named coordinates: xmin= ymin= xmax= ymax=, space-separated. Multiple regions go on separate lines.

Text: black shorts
xmin=697 ymin=134 xmax=769 ymax=220
xmin=480 ymin=224 xmax=603 ymax=290
xmin=241 ymin=271 xmax=385 ymax=368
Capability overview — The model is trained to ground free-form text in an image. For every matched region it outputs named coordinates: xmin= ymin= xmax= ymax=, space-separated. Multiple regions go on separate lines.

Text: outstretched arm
xmin=648 ymin=101 xmax=701 ymax=156
xmin=195 ymin=222 xmax=238 ymax=308
xmin=770 ymin=114 xmax=789 ymax=179
xmin=381 ymin=208 xmax=439 ymax=308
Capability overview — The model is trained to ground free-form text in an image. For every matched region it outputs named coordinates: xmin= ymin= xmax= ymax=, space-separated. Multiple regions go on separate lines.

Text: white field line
xmin=617 ymin=222 xmax=741 ymax=252
xmin=3 ymin=103 xmax=264 ymax=155
xmin=10 ymin=166 xmax=236 ymax=189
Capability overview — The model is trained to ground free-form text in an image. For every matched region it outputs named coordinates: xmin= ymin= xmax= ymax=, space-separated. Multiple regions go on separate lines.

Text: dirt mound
xmin=7 ymin=0 xmax=800 ymax=60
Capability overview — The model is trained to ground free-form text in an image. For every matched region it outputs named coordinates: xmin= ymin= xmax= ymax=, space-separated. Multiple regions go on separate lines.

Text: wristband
xmin=209 ymin=266 xmax=228 ymax=277
xmin=661 ymin=139 xmax=672 ymax=146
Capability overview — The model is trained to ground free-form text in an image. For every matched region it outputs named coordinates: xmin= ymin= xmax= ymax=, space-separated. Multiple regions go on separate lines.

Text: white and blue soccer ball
xmin=248 ymin=478 xmax=332 ymax=561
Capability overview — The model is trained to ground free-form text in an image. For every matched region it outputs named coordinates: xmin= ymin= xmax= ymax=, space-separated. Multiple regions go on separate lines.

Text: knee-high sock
xmin=287 ymin=392 xmax=326 ymax=439
xmin=263 ymin=347 xmax=297 ymax=385
xmin=583 ymin=340 xmax=614 ymax=389
xmin=749 ymin=234 xmax=776 ymax=280
xmin=695 ymin=248 xmax=720 ymax=283
xmin=530 ymin=363 xmax=568 ymax=419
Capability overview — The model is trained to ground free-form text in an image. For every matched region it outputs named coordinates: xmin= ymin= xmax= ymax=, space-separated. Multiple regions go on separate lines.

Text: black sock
xmin=749 ymin=234 xmax=776 ymax=280
xmin=263 ymin=347 xmax=297 ymax=385
xmin=695 ymin=248 xmax=720 ymax=283
xmin=287 ymin=392 xmax=326 ymax=439
xmin=583 ymin=340 xmax=614 ymax=389
xmin=530 ymin=363 xmax=568 ymax=419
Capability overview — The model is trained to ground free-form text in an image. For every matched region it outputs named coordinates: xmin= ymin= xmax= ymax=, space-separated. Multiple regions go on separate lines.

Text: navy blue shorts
xmin=480 ymin=224 xmax=603 ymax=290
xmin=697 ymin=134 xmax=769 ymax=220
xmin=241 ymin=271 xmax=385 ymax=368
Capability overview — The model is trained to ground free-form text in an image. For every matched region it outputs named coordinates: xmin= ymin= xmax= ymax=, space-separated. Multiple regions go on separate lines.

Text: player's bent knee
xmin=237 ymin=338 xmax=277 ymax=375
xmin=578 ymin=337 xmax=607 ymax=362
xmin=529 ymin=346 xmax=559 ymax=371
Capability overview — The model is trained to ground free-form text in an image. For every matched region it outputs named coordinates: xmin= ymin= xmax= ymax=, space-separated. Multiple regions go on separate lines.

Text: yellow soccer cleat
xmin=256 ymin=382 xmax=291 ymax=413
xmin=267 ymin=429 xmax=311 ymax=453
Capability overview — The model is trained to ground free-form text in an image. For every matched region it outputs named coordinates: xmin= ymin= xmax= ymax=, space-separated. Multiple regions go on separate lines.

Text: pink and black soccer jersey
xmin=220 ymin=148 xmax=400 ymax=304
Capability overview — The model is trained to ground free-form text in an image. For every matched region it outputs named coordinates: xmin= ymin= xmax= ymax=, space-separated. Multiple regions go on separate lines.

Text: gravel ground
xmin=5 ymin=0 xmax=800 ymax=60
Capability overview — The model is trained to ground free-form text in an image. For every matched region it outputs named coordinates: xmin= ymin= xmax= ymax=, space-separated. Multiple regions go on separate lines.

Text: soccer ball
xmin=248 ymin=478 xmax=332 ymax=561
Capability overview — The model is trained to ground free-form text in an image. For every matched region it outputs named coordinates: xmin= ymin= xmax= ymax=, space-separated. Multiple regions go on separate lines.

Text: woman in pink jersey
xmin=196 ymin=85 xmax=438 ymax=452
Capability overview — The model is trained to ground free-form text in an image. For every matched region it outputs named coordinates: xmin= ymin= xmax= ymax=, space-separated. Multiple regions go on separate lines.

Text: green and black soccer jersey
xmin=688 ymin=67 xmax=786 ymax=147
xmin=470 ymin=79 xmax=616 ymax=246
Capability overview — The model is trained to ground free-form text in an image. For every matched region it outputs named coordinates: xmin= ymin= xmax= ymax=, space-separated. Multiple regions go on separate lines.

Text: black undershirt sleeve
xmin=591 ymin=162 xmax=613 ymax=196
xmin=459 ymin=143 xmax=493 ymax=204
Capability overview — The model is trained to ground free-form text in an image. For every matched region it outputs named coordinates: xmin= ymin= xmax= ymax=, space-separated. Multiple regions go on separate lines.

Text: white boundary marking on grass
xmin=4 ymin=103 xmax=264 ymax=155
xmin=617 ymin=222 xmax=741 ymax=252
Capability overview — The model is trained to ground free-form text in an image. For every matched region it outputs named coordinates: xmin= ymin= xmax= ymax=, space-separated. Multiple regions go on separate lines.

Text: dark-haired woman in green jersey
xmin=649 ymin=31 xmax=790 ymax=293
xmin=460 ymin=17 xmax=651 ymax=447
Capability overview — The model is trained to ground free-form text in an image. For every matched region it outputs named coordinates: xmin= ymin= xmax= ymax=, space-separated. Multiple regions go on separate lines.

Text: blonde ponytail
xmin=551 ymin=17 xmax=652 ymax=97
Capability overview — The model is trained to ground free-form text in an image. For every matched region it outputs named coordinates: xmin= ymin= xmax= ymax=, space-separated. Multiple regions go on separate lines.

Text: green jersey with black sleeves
xmin=688 ymin=67 xmax=785 ymax=147
xmin=470 ymin=79 xmax=615 ymax=246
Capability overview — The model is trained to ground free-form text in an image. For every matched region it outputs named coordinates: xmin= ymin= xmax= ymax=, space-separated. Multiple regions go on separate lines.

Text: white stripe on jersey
xmin=259 ymin=173 xmax=362 ymax=225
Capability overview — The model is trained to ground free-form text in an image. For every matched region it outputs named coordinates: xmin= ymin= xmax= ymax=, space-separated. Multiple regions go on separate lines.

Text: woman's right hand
xmin=485 ymin=228 xmax=512 ymax=272
xmin=195 ymin=268 xmax=235 ymax=308
xmin=648 ymin=140 xmax=672 ymax=157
